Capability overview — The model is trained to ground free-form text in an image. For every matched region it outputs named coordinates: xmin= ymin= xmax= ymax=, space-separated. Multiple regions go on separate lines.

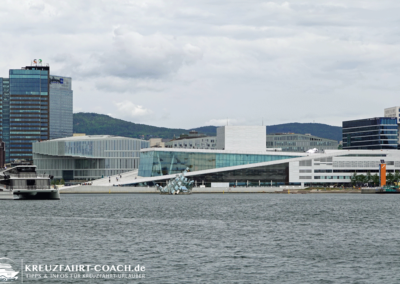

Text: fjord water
xmin=2 ymin=194 xmax=400 ymax=283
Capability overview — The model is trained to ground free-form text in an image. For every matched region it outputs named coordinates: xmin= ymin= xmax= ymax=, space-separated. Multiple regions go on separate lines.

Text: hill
xmin=73 ymin=113 xmax=342 ymax=142
xmin=73 ymin=113 xmax=216 ymax=139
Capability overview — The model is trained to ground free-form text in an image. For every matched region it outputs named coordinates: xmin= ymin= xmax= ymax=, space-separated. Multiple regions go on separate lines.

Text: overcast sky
xmin=1 ymin=0 xmax=399 ymax=128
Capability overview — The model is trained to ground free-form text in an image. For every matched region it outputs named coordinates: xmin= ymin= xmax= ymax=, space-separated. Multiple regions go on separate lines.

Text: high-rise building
xmin=342 ymin=117 xmax=398 ymax=150
xmin=0 ymin=64 xmax=73 ymax=163
xmin=49 ymin=75 xmax=73 ymax=139
xmin=0 ymin=66 xmax=50 ymax=163
xmin=384 ymin=106 xmax=400 ymax=147
xmin=0 ymin=140 xmax=5 ymax=167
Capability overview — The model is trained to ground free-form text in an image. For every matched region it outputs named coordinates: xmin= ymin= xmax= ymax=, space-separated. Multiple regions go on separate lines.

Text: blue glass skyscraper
xmin=342 ymin=117 xmax=398 ymax=150
xmin=49 ymin=75 xmax=73 ymax=139
xmin=0 ymin=66 xmax=50 ymax=163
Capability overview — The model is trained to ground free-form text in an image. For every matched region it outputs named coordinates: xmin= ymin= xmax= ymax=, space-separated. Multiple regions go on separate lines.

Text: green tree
xmin=350 ymin=172 xmax=357 ymax=186
xmin=60 ymin=179 xmax=65 ymax=185
xmin=394 ymin=171 xmax=400 ymax=185
xmin=357 ymin=174 xmax=367 ymax=186
xmin=366 ymin=171 xmax=372 ymax=186
xmin=371 ymin=174 xmax=379 ymax=186
xmin=387 ymin=172 xmax=395 ymax=185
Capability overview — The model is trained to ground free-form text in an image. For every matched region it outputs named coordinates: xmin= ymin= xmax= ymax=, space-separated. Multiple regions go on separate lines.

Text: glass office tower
xmin=49 ymin=75 xmax=73 ymax=139
xmin=342 ymin=117 xmax=398 ymax=150
xmin=0 ymin=66 xmax=50 ymax=163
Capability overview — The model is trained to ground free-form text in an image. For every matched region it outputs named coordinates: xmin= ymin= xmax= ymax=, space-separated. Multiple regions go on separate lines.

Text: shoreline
xmin=60 ymin=186 xmax=362 ymax=194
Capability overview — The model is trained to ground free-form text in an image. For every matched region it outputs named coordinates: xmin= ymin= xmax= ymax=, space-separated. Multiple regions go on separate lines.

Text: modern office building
xmin=384 ymin=106 xmax=400 ymax=147
xmin=165 ymin=136 xmax=217 ymax=149
xmin=165 ymin=130 xmax=217 ymax=149
xmin=0 ymin=66 xmax=50 ymax=163
xmin=384 ymin=107 xmax=400 ymax=124
xmin=49 ymin=75 xmax=73 ymax=139
xmin=0 ymin=65 xmax=73 ymax=163
xmin=32 ymin=135 xmax=149 ymax=181
xmin=266 ymin=133 xmax=338 ymax=152
xmin=342 ymin=117 xmax=398 ymax=150
xmin=0 ymin=140 xmax=5 ymax=167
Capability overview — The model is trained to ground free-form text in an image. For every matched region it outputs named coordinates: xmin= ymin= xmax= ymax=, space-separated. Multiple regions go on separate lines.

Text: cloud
xmin=114 ymin=101 xmax=153 ymax=118
xmin=206 ymin=119 xmax=240 ymax=126
xmin=1 ymin=0 xmax=400 ymax=129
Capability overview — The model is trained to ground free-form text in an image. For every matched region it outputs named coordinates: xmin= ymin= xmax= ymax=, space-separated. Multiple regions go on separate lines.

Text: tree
xmin=350 ymin=172 xmax=357 ymax=186
xmin=394 ymin=171 xmax=400 ymax=185
xmin=60 ymin=179 xmax=65 ymax=185
xmin=357 ymin=174 xmax=367 ymax=186
xmin=371 ymin=174 xmax=379 ymax=186
xmin=387 ymin=172 xmax=395 ymax=185
xmin=366 ymin=171 xmax=372 ymax=186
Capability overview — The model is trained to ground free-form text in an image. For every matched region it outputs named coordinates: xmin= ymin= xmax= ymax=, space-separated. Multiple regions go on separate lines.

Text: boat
xmin=376 ymin=185 xmax=400 ymax=194
xmin=0 ymin=165 xmax=60 ymax=200
xmin=0 ymin=263 xmax=19 ymax=281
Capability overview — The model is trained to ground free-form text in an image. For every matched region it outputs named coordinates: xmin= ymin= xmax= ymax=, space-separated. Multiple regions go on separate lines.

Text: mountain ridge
xmin=73 ymin=113 xmax=342 ymax=142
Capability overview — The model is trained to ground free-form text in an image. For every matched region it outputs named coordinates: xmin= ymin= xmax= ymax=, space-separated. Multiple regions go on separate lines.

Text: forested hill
xmin=73 ymin=113 xmax=342 ymax=142
xmin=73 ymin=113 xmax=217 ymax=139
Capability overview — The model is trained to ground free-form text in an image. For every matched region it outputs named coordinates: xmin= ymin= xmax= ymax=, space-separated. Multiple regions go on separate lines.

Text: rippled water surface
xmin=2 ymin=193 xmax=400 ymax=283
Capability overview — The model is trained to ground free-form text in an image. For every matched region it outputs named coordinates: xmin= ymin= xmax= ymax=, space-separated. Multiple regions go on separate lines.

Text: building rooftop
xmin=43 ymin=135 xmax=146 ymax=142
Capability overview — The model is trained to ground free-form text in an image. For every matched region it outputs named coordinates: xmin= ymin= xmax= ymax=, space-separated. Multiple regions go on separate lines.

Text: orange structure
xmin=380 ymin=164 xmax=386 ymax=187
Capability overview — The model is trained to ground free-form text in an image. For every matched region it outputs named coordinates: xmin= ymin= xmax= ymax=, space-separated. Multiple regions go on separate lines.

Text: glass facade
xmin=49 ymin=75 xmax=73 ymax=139
xmin=266 ymin=134 xmax=338 ymax=152
xmin=0 ymin=67 xmax=50 ymax=163
xmin=32 ymin=136 xmax=149 ymax=180
xmin=342 ymin=117 xmax=398 ymax=150
xmin=138 ymin=150 xmax=299 ymax=177
xmin=134 ymin=163 xmax=289 ymax=187
xmin=1 ymin=78 xmax=10 ymax=163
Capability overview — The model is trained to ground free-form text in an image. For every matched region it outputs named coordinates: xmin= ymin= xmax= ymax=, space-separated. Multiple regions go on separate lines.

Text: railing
xmin=6 ymin=173 xmax=51 ymax=179
xmin=6 ymin=185 xmax=51 ymax=190
xmin=8 ymin=173 xmax=38 ymax=178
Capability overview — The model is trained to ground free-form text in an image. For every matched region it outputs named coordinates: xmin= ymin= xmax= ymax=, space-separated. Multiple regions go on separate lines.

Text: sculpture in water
xmin=156 ymin=168 xmax=194 ymax=195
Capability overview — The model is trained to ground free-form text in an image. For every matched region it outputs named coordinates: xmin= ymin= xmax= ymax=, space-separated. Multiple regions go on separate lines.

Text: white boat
xmin=0 ymin=263 xmax=19 ymax=281
xmin=0 ymin=165 xmax=60 ymax=200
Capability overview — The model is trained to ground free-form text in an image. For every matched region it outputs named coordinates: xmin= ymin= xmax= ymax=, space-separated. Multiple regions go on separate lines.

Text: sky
xmin=0 ymin=0 xmax=399 ymax=129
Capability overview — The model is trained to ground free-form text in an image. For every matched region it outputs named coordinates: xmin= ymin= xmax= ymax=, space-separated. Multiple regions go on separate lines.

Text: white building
xmin=165 ymin=130 xmax=217 ymax=149
xmin=99 ymin=148 xmax=399 ymax=187
xmin=32 ymin=135 xmax=149 ymax=181
xmin=216 ymin=126 xmax=266 ymax=151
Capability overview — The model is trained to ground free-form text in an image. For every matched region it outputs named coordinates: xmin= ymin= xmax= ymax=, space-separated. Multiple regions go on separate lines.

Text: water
xmin=2 ymin=194 xmax=400 ymax=283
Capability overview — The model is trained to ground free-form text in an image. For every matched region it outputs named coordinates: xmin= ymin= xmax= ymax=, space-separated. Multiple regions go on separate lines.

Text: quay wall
xmin=60 ymin=186 xmax=284 ymax=194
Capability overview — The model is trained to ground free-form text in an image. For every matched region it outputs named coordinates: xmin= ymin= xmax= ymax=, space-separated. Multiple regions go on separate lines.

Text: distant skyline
xmin=1 ymin=0 xmax=399 ymax=128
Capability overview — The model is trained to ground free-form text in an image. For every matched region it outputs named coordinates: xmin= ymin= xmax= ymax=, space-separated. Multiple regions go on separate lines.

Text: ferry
xmin=0 ymin=165 xmax=60 ymax=200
